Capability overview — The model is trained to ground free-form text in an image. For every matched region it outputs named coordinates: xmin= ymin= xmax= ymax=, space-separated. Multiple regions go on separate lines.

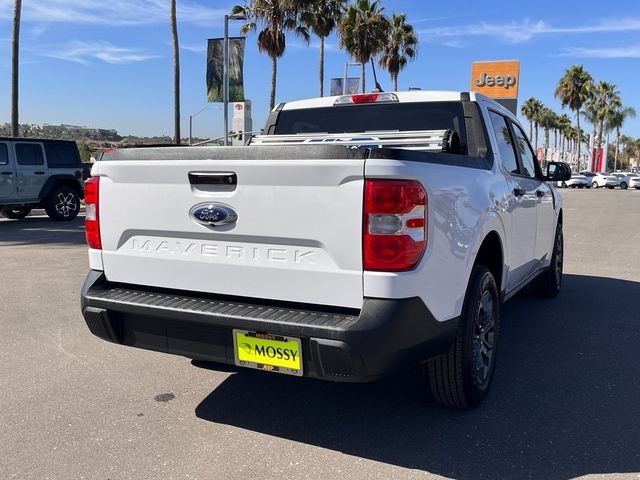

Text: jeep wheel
xmin=1 ymin=208 xmax=31 ymax=219
xmin=532 ymin=222 xmax=563 ymax=298
xmin=423 ymin=265 xmax=500 ymax=409
xmin=44 ymin=185 xmax=80 ymax=221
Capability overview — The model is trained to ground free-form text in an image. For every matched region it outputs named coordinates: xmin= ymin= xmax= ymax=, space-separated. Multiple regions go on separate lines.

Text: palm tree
xmin=588 ymin=81 xmax=620 ymax=151
xmin=378 ymin=13 xmax=418 ymax=91
xmin=539 ymin=107 xmax=557 ymax=165
xmin=606 ymin=105 xmax=636 ymax=171
xmin=338 ymin=0 xmax=389 ymax=93
xmin=11 ymin=0 xmax=22 ymax=137
xmin=233 ymin=1 xmax=310 ymax=110
xmin=530 ymin=99 xmax=544 ymax=151
xmin=554 ymin=65 xmax=593 ymax=166
xmin=557 ymin=113 xmax=572 ymax=159
xmin=521 ymin=98 xmax=537 ymax=142
xmin=170 ymin=0 xmax=180 ymax=145
xmin=302 ymin=0 xmax=346 ymax=97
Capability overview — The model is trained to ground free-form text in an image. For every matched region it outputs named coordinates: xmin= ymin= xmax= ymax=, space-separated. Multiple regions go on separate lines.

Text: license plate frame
xmin=233 ymin=330 xmax=303 ymax=376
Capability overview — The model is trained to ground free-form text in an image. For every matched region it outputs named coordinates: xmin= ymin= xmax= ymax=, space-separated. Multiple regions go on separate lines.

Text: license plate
xmin=233 ymin=330 xmax=303 ymax=376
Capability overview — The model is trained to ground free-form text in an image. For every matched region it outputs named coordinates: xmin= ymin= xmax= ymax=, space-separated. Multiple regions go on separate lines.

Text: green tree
xmin=606 ymin=105 xmax=636 ymax=171
xmin=557 ymin=113 xmax=572 ymax=158
xmin=520 ymin=97 xmax=538 ymax=142
xmin=233 ymin=1 xmax=310 ymax=110
xmin=588 ymin=81 xmax=619 ymax=152
xmin=554 ymin=65 xmax=593 ymax=166
xmin=170 ymin=0 xmax=181 ymax=144
xmin=76 ymin=141 xmax=92 ymax=162
xmin=302 ymin=0 xmax=346 ymax=97
xmin=11 ymin=0 xmax=22 ymax=137
xmin=379 ymin=13 xmax=418 ymax=92
xmin=338 ymin=0 xmax=389 ymax=93
xmin=538 ymin=107 xmax=557 ymax=164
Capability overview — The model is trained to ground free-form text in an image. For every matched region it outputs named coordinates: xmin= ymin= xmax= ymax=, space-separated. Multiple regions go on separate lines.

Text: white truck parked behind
xmin=81 ymin=91 xmax=571 ymax=409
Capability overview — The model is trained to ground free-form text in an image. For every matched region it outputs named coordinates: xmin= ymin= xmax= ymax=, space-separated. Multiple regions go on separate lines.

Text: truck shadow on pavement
xmin=0 ymin=214 xmax=85 ymax=246
xmin=195 ymin=274 xmax=640 ymax=479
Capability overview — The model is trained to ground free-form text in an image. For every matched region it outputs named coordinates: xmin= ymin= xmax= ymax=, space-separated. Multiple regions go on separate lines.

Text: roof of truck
xmin=279 ymin=91 xmax=494 ymax=111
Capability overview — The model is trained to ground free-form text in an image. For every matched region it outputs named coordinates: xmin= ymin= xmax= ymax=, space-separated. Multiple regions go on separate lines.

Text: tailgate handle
xmin=188 ymin=172 xmax=237 ymax=185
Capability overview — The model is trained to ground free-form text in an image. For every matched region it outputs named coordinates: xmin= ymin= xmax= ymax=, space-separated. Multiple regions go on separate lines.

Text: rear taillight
xmin=84 ymin=176 xmax=101 ymax=249
xmin=364 ymin=179 xmax=427 ymax=271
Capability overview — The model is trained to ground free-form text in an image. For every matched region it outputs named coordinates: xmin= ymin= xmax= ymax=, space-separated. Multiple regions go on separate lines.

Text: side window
xmin=16 ymin=143 xmax=44 ymax=166
xmin=0 ymin=143 xmax=8 ymax=165
xmin=488 ymin=111 xmax=518 ymax=175
xmin=44 ymin=143 xmax=80 ymax=168
xmin=511 ymin=122 xmax=538 ymax=179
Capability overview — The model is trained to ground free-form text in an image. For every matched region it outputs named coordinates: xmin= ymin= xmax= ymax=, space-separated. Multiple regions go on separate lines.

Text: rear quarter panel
xmin=364 ymin=158 xmax=509 ymax=322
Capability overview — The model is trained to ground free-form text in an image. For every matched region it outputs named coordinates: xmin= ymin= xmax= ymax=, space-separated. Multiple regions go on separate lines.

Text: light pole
xmin=343 ymin=62 xmax=362 ymax=95
xmin=189 ymin=107 xmax=214 ymax=146
xmin=224 ymin=14 xmax=246 ymax=146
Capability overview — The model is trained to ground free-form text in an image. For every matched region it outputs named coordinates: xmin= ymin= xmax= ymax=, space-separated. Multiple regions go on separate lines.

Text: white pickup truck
xmin=81 ymin=91 xmax=571 ymax=409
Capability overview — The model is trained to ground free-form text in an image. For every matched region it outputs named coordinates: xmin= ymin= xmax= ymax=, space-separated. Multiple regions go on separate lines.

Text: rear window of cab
xmin=274 ymin=101 xmax=467 ymax=146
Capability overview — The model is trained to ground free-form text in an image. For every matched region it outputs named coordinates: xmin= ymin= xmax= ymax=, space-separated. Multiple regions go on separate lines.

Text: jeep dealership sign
xmin=471 ymin=60 xmax=520 ymax=114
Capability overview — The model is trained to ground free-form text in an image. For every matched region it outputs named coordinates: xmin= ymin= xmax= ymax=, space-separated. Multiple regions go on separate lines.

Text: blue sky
xmin=0 ymin=0 xmax=639 ymax=140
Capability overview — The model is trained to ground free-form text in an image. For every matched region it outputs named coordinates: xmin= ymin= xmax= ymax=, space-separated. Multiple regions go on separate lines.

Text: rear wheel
xmin=532 ymin=222 xmax=563 ymax=298
xmin=423 ymin=266 xmax=500 ymax=409
xmin=620 ymin=182 xmax=628 ymax=190
xmin=44 ymin=185 xmax=80 ymax=221
xmin=0 ymin=208 xmax=31 ymax=219
xmin=592 ymin=182 xmax=598 ymax=189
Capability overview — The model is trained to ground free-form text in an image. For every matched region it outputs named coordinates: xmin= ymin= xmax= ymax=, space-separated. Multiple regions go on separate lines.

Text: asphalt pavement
xmin=1 ymin=190 xmax=639 ymax=480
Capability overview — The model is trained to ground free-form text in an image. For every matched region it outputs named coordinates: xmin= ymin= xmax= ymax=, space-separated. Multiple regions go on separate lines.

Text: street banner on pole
xmin=330 ymin=78 xmax=360 ymax=96
xmin=207 ymin=37 xmax=245 ymax=102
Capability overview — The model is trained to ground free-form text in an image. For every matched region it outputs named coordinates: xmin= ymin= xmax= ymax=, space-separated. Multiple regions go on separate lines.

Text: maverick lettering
xmin=475 ymin=72 xmax=517 ymax=89
xmin=130 ymin=239 xmax=316 ymax=264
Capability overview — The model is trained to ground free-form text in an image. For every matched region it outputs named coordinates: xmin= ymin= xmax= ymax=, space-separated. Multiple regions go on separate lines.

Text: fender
xmin=39 ymin=174 xmax=84 ymax=201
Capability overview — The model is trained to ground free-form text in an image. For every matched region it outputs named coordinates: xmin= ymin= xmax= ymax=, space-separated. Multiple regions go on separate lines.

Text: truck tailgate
xmin=95 ymin=146 xmax=365 ymax=309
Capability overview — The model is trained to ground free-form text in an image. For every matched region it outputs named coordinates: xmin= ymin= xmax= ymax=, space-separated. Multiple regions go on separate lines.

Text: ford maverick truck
xmin=80 ymin=91 xmax=570 ymax=408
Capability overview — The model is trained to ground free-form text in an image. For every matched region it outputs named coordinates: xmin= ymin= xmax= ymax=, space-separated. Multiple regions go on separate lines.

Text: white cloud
xmin=39 ymin=41 xmax=160 ymax=65
xmin=180 ymin=43 xmax=207 ymax=54
xmin=0 ymin=0 xmax=230 ymax=26
xmin=558 ymin=45 xmax=640 ymax=58
xmin=420 ymin=18 xmax=640 ymax=44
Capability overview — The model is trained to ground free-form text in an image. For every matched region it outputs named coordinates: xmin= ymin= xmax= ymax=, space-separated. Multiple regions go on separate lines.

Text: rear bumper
xmin=81 ymin=270 xmax=458 ymax=383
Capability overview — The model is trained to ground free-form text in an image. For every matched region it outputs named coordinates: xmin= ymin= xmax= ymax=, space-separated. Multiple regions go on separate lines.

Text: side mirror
xmin=545 ymin=162 xmax=571 ymax=182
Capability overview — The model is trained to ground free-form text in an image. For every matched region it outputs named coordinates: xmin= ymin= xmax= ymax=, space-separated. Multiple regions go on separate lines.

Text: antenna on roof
xmin=370 ymin=59 xmax=384 ymax=92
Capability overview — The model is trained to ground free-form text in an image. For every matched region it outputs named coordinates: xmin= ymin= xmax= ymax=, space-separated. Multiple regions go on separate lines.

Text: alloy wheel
xmin=472 ymin=290 xmax=496 ymax=388
xmin=55 ymin=192 xmax=78 ymax=218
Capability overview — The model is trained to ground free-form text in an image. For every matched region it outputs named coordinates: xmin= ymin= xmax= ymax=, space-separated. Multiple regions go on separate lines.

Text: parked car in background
xmin=0 ymin=138 xmax=84 ymax=220
xmin=611 ymin=172 xmax=639 ymax=190
xmin=557 ymin=173 xmax=588 ymax=188
xmin=629 ymin=174 xmax=640 ymax=189
xmin=581 ymin=171 xmax=619 ymax=189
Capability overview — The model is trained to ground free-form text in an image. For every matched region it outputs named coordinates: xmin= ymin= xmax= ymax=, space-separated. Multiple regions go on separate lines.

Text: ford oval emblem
xmin=190 ymin=203 xmax=238 ymax=227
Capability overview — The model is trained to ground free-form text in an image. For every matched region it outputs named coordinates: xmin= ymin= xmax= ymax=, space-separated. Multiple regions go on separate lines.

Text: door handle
xmin=34 ymin=171 xmax=46 ymax=175
xmin=0 ymin=171 xmax=12 ymax=176
xmin=536 ymin=190 xmax=546 ymax=198
xmin=188 ymin=172 xmax=237 ymax=185
xmin=513 ymin=187 xmax=526 ymax=197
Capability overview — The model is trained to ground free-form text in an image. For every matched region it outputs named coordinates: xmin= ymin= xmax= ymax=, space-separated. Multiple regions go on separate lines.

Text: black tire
xmin=44 ymin=185 xmax=80 ymax=221
xmin=620 ymin=182 xmax=628 ymax=190
xmin=561 ymin=181 xmax=567 ymax=188
xmin=423 ymin=266 xmax=500 ymax=409
xmin=578 ymin=185 xmax=584 ymax=189
xmin=592 ymin=182 xmax=598 ymax=189
xmin=0 ymin=208 xmax=31 ymax=219
xmin=532 ymin=222 xmax=563 ymax=298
